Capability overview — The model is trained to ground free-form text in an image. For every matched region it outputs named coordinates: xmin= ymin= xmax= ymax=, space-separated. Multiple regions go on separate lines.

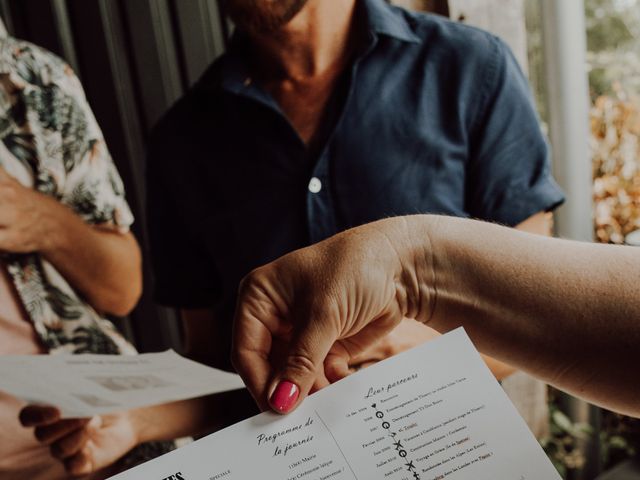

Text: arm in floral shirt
xmin=0 ymin=166 xmax=142 ymax=315
xmin=0 ymin=38 xmax=141 ymax=316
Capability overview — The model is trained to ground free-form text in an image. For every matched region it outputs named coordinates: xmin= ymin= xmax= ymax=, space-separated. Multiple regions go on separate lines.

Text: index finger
xmin=19 ymin=405 xmax=61 ymax=427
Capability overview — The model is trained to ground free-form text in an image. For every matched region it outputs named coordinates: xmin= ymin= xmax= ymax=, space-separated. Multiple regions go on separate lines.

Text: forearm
xmin=132 ymin=389 xmax=258 ymax=443
xmin=482 ymin=210 xmax=552 ymax=380
xmin=40 ymin=195 xmax=142 ymax=316
xmin=401 ymin=215 xmax=639 ymax=415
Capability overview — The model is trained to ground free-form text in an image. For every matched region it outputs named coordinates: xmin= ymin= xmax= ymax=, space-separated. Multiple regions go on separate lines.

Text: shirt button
xmin=308 ymin=177 xmax=322 ymax=194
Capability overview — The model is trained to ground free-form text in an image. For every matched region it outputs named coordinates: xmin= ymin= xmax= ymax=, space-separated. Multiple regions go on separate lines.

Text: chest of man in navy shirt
xmin=146 ymin=0 xmax=564 ymax=373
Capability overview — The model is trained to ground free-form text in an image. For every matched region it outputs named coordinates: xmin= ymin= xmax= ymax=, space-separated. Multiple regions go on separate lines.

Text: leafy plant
xmin=540 ymin=402 xmax=593 ymax=479
xmin=600 ymin=411 xmax=640 ymax=470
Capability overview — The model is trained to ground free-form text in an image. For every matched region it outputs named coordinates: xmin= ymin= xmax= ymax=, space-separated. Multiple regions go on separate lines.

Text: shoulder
xmin=0 ymin=36 xmax=76 ymax=88
xmin=149 ymin=54 xmax=232 ymax=148
xmin=0 ymin=36 xmax=92 ymax=130
xmin=398 ymin=11 xmax=521 ymax=115
xmin=400 ymin=10 xmax=508 ymax=72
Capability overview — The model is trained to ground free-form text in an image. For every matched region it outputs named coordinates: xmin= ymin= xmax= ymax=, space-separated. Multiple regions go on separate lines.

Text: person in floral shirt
xmin=0 ymin=35 xmax=174 ymax=478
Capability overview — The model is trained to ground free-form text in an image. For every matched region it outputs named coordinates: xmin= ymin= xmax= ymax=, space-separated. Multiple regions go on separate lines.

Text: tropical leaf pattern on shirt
xmin=70 ymin=326 xmax=121 ymax=354
xmin=0 ymin=37 xmax=135 ymax=355
xmin=45 ymin=283 xmax=84 ymax=321
xmin=0 ymin=36 xmax=177 ymax=462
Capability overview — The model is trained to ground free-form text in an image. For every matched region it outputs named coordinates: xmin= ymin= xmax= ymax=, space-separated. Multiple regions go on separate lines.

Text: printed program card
xmin=110 ymin=329 xmax=561 ymax=480
xmin=0 ymin=350 xmax=244 ymax=418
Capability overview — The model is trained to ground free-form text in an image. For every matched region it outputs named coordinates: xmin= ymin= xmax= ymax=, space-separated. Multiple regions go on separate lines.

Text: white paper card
xmin=0 ymin=350 xmax=244 ymax=418
xmin=110 ymin=329 xmax=561 ymax=480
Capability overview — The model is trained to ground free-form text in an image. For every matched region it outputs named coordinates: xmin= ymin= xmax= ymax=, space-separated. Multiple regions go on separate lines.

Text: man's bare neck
xmin=250 ymin=0 xmax=358 ymax=82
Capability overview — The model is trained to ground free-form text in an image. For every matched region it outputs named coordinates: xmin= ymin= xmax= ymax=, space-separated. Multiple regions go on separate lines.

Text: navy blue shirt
xmin=147 ymin=0 xmax=564 ymax=363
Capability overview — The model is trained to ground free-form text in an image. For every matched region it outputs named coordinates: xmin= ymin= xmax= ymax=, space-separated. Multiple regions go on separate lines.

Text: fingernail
xmin=21 ymin=407 xmax=57 ymax=426
xmin=270 ymin=381 xmax=299 ymax=413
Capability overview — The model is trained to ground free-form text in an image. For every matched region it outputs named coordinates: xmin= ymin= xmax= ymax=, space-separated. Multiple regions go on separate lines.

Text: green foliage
xmin=589 ymin=68 xmax=608 ymax=97
xmin=600 ymin=411 xmax=640 ymax=470
xmin=584 ymin=0 xmax=640 ymax=97
xmin=585 ymin=0 xmax=636 ymax=52
xmin=540 ymin=404 xmax=593 ymax=479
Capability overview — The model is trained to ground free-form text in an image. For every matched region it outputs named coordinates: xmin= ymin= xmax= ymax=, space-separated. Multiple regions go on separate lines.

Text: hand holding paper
xmin=233 ymin=215 xmax=640 ymax=417
xmin=20 ymin=407 xmax=138 ymax=476
xmin=232 ymin=219 xmax=409 ymax=413
xmin=19 ymin=388 xmax=260 ymax=478
xmin=110 ymin=329 xmax=562 ymax=480
xmin=1 ymin=351 xmax=248 ymax=477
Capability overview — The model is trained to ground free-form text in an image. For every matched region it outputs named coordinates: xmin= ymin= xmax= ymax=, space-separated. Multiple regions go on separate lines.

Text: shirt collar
xmin=361 ymin=0 xmax=421 ymax=44
xmin=209 ymin=0 xmax=421 ymax=95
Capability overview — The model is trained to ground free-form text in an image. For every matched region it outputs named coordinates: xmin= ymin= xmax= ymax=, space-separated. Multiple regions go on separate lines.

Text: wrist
xmin=403 ymin=215 xmax=440 ymax=325
xmin=127 ymin=407 xmax=154 ymax=445
xmin=419 ymin=215 xmax=483 ymax=333
xmin=37 ymin=195 xmax=74 ymax=255
xmin=376 ymin=215 xmax=439 ymax=326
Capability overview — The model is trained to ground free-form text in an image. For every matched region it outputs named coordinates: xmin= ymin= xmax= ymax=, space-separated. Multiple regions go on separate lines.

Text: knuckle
xmin=51 ymin=443 xmax=67 ymax=459
xmin=237 ymin=274 xmax=256 ymax=299
xmin=239 ymin=267 xmax=267 ymax=295
xmin=52 ymin=433 xmax=82 ymax=459
xmin=286 ymin=353 xmax=318 ymax=377
xmin=34 ymin=428 xmax=48 ymax=443
xmin=381 ymin=340 xmax=395 ymax=357
xmin=66 ymin=454 xmax=90 ymax=476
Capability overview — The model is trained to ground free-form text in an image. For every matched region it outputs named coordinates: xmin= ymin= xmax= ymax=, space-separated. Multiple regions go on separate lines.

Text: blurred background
xmin=0 ymin=0 xmax=637 ymax=478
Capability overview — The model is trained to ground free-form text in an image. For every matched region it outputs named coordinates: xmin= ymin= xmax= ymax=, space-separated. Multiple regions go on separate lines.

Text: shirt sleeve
xmin=146 ymin=141 xmax=222 ymax=309
xmin=465 ymin=36 xmax=565 ymax=226
xmin=54 ymin=66 xmax=134 ymax=232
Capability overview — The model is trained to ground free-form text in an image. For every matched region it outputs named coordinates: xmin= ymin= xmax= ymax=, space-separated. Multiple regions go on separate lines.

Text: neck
xmin=250 ymin=0 xmax=359 ymax=81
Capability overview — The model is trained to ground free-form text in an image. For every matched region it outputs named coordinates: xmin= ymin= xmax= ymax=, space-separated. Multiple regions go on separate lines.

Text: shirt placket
xmin=306 ymin=152 xmax=337 ymax=243
xmin=224 ymin=36 xmax=376 ymax=245
xmin=306 ymin=38 xmax=377 ymax=243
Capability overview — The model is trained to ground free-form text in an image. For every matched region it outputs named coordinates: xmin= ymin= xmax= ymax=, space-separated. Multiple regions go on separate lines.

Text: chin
xmin=224 ymin=0 xmax=310 ymax=34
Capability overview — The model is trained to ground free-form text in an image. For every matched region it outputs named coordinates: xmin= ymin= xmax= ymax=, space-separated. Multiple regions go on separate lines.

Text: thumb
xmin=268 ymin=316 xmax=338 ymax=414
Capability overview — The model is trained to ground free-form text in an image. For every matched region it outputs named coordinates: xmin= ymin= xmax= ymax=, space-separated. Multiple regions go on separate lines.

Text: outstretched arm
xmin=424 ymin=215 xmax=639 ymax=414
xmin=232 ymin=215 xmax=640 ymax=417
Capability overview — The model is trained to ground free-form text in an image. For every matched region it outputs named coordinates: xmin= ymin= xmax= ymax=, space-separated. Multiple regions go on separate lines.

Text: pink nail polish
xmin=270 ymin=381 xmax=299 ymax=413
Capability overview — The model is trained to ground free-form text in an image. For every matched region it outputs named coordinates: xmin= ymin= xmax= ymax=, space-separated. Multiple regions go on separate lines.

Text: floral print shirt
xmin=0 ymin=35 xmax=178 ymax=467
xmin=0 ymin=36 xmax=136 ymax=355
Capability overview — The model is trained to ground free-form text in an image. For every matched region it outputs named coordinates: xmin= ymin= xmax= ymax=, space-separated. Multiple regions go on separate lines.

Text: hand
xmin=231 ymin=217 xmax=435 ymax=414
xmin=0 ymin=167 xmax=61 ymax=253
xmin=346 ymin=319 xmax=440 ymax=372
xmin=20 ymin=405 xmax=138 ymax=476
